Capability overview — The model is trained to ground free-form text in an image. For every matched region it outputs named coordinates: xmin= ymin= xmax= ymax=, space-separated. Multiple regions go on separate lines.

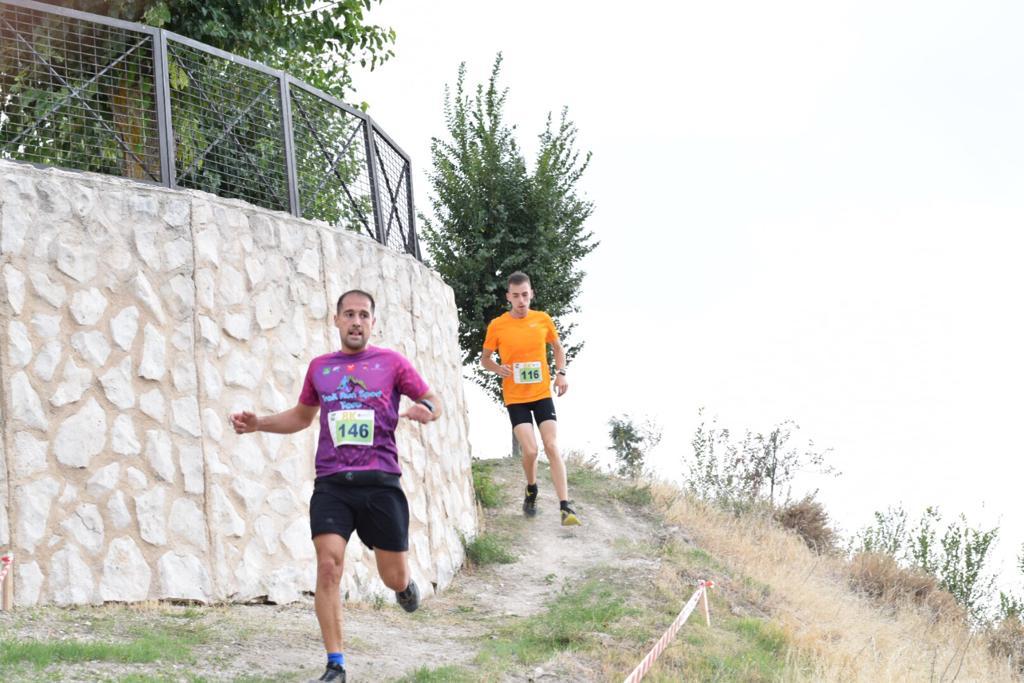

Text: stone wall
xmin=0 ymin=160 xmax=476 ymax=606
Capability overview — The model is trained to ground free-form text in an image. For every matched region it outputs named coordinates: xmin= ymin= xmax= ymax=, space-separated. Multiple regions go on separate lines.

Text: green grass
xmin=677 ymin=616 xmax=788 ymax=681
xmin=394 ymin=665 xmax=476 ymax=682
xmin=611 ymin=482 xmax=653 ymax=507
xmin=479 ymin=577 xmax=633 ymax=667
xmin=463 ymin=533 xmax=516 ymax=566
xmin=471 ymin=460 xmax=503 ymax=508
xmin=0 ymin=624 xmax=206 ymax=669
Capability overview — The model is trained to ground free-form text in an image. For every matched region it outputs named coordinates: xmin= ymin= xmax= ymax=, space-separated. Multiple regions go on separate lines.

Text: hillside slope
xmin=0 ymin=455 xmax=1016 ymax=681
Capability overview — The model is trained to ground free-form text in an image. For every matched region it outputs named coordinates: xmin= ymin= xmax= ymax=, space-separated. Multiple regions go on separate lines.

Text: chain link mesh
xmin=0 ymin=3 xmax=160 ymax=181
xmin=372 ymin=128 xmax=415 ymax=255
xmin=290 ymin=85 xmax=374 ymax=238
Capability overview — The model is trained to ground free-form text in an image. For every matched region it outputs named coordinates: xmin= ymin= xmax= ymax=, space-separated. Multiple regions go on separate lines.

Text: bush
xmin=774 ymin=495 xmax=836 ymax=553
xmin=471 ymin=460 xmax=503 ymax=508
xmin=848 ymin=552 xmax=962 ymax=620
xmin=463 ymin=533 xmax=515 ymax=567
xmin=987 ymin=615 xmax=1024 ymax=676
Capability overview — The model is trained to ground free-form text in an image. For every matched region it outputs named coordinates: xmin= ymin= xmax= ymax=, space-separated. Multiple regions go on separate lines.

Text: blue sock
xmin=328 ymin=652 xmax=344 ymax=668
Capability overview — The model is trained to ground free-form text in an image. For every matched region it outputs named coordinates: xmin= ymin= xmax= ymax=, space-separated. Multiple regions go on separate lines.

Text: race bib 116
xmin=513 ymin=361 xmax=543 ymax=384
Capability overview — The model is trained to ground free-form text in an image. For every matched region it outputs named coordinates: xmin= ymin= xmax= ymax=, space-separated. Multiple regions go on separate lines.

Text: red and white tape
xmin=0 ymin=553 xmax=12 ymax=585
xmin=622 ymin=579 xmax=713 ymax=683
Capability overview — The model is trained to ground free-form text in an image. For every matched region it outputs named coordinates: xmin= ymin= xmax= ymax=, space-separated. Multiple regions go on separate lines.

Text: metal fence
xmin=0 ymin=0 xmax=419 ymax=259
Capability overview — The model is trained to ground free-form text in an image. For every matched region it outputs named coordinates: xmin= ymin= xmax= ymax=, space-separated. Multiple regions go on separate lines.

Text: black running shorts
xmin=309 ymin=470 xmax=409 ymax=552
xmin=506 ymin=397 xmax=557 ymax=428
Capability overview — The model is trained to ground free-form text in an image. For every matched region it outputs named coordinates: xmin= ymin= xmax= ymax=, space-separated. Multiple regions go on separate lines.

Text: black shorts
xmin=506 ymin=397 xmax=557 ymax=428
xmin=309 ymin=470 xmax=409 ymax=552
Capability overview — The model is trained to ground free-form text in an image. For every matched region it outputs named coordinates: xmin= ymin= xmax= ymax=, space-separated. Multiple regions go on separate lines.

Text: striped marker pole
xmin=622 ymin=580 xmax=713 ymax=683
xmin=0 ymin=553 xmax=13 ymax=611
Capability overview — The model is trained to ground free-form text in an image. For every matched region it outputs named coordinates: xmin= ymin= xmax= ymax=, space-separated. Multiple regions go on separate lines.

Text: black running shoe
xmin=396 ymin=579 xmax=420 ymax=613
xmin=523 ymin=486 xmax=538 ymax=517
xmin=315 ymin=662 xmax=346 ymax=682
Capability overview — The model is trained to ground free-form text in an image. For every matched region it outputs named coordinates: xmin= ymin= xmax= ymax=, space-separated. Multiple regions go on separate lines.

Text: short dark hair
xmin=507 ymin=271 xmax=531 ymax=289
xmin=337 ymin=289 xmax=375 ymax=314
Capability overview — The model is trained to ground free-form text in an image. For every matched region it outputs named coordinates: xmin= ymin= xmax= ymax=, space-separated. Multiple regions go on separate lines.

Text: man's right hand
xmin=230 ymin=410 xmax=259 ymax=434
xmin=496 ymin=364 xmax=512 ymax=378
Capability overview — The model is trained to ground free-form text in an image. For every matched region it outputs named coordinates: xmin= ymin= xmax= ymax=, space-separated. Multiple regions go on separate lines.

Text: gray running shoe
xmin=396 ymin=579 xmax=420 ymax=613
xmin=314 ymin=662 xmax=345 ymax=682
xmin=523 ymin=486 xmax=538 ymax=517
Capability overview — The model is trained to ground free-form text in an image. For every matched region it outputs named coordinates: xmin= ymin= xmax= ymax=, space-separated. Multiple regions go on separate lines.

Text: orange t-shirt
xmin=483 ymin=310 xmax=559 ymax=406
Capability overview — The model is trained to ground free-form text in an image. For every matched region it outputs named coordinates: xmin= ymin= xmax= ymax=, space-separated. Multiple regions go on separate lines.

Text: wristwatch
xmin=417 ymin=398 xmax=436 ymax=415
xmin=556 ymin=369 xmax=567 ymax=376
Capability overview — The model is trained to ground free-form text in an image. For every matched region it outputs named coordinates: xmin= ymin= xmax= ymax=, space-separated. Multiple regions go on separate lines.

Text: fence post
xmin=279 ymin=74 xmax=300 ymax=217
xmin=404 ymin=161 xmax=420 ymax=259
xmin=1 ymin=553 xmax=13 ymax=611
xmin=152 ymin=29 xmax=176 ymax=188
xmin=362 ymin=116 xmax=386 ymax=245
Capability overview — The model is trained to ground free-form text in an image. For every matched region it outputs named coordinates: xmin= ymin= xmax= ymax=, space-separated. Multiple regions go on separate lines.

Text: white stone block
xmin=244 ymin=255 xmax=264 ymax=287
xmin=100 ymin=356 xmax=135 ymax=409
xmin=50 ymin=358 xmax=93 ymax=407
xmin=139 ymin=324 xmax=166 ymax=380
xmin=195 ymin=228 xmax=219 ymax=266
xmin=14 ymin=476 xmax=59 ymax=553
xmin=223 ymin=312 xmax=252 ymax=341
xmin=110 ymin=306 xmax=139 ymax=351
xmin=50 ymin=546 xmax=96 ymax=606
xmin=297 ymin=247 xmax=320 ymax=280
xmin=231 ymin=439 xmax=266 ymax=478
xmin=171 ymin=396 xmax=202 ymax=437
xmin=195 ymin=268 xmax=215 ymax=311
xmin=31 ymin=339 xmax=60 ymax=382
xmin=158 ymin=552 xmax=212 ymax=602
xmin=202 ymin=361 xmax=223 ymax=400
xmin=254 ymin=288 xmax=284 ymax=330
xmin=111 ymin=414 xmax=142 ymax=455
xmin=281 ymin=517 xmax=314 ymax=560
xmin=267 ymin=488 xmax=298 ymax=516
xmin=60 ymin=503 xmax=104 ymax=554
xmin=100 ymin=537 xmax=151 ymax=602
xmin=170 ymin=497 xmax=207 ymax=550
xmin=54 ymin=398 xmax=106 ymax=468
xmin=203 ymin=408 xmax=224 ymax=442
xmin=172 ymin=321 xmax=193 ymax=352
xmin=11 ymin=371 xmax=48 ymax=430
xmin=31 ymin=311 xmax=61 ymax=338
xmin=172 ymin=358 xmax=198 ymax=393
xmin=232 ymin=477 xmax=268 ymax=516
xmin=179 ymin=443 xmax=204 ymax=494
xmin=107 ymin=491 xmax=132 ymax=529
xmin=59 ymin=483 xmax=78 ymax=506
xmin=164 ymin=237 xmax=191 ymax=270
xmin=14 ymin=561 xmax=43 ymax=607
xmin=139 ymin=388 xmax=165 ymax=423
xmin=13 ymin=432 xmax=48 ymax=477
xmin=86 ymin=462 xmax=121 ymax=497
xmin=218 ymin=264 xmax=245 ymax=306
xmin=29 ymin=270 xmax=67 ymax=308
xmin=224 ymin=349 xmax=258 ymax=389
xmin=198 ymin=315 xmax=220 ymax=347
xmin=135 ymin=486 xmax=167 ymax=546
xmin=169 ymin=274 xmax=194 ymax=315
xmin=211 ymin=484 xmax=245 ymax=537
xmin=133 ymin=221 xmax=162 ymax=270
xmin=8 ymin=320 xmax=32 ymax=368
xmin=69 ymin=287 xmax=108 ymax=325
xmin=3 ymin=263 xmax=26 ymax=313
xmin=146 ymin=430 xmax=176 ymax=483
xmin=71 ymin=330 xmax=111 ymax=367
xmin=254 ymin=515 xmax=280 ymax=554
xmin=134 ymin=271 xmax=166 ymax=324
xmin=125 ymin=466 xmax=148 ymax=490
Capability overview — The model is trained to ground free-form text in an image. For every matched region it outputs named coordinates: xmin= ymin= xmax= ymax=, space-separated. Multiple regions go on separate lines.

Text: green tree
xmin=608 ymin=414 xmax=662 ymax=479
xmin=44 ymin=0 xmax=395 ymax=94
xmin=851 ymin=505 xmax=909 ymax=556
xmin=421 ymin=54 xmax=597 ymax=402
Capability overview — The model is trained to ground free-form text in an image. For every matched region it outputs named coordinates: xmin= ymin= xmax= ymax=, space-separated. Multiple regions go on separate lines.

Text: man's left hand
xmin=401 ymin=403 xmax=435 ymax=424
xmin=554 ymin=374 xmax=568 ymax=397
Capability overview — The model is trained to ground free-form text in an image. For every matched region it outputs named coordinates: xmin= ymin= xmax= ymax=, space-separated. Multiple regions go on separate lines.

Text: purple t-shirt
xmin=298 ymin=346 xmax=429 ymax=478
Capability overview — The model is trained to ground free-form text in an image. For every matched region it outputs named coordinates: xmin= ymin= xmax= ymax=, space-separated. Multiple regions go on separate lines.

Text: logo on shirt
xmin=322 ymin=375 xmax=383 ymax=409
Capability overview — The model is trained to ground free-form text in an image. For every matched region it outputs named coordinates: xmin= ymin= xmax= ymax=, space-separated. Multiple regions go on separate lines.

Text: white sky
xmin=350 ymin=0 xmax=1024 ymax=590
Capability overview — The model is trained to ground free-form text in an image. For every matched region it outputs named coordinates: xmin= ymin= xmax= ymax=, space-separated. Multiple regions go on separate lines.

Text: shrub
xmin=463 ymin=533 xmax=515 ymax=567
xmin=848 ymin=552 xmax=962 ymax=620
xmin=774 ymin=494 xmax=836 ymax=553
xmin=471 ymin=460 xmax=503 ymax=508
xmin=987 ymin=615 xmax=1024 ymax=676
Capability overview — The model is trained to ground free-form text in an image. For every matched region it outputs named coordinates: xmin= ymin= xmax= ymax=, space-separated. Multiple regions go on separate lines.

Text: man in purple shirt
xmin=230 ymin=289 xmax=442 ymax=683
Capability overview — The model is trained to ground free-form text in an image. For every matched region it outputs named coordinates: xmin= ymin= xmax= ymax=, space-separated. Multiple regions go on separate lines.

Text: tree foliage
xmin=686 ymin=409 xmax=837 ymax=508
xmin=608 ymin=414 xmax=662 ymax=479
xmin=44 ymin=0 xmax=395 ymax=94
xmin=421 ymin=54 xmax=596 ymax=402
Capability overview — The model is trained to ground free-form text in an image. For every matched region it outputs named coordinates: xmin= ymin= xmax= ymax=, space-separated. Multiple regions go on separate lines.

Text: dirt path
xmin=0 ymin=458 xmax=669 ymax=682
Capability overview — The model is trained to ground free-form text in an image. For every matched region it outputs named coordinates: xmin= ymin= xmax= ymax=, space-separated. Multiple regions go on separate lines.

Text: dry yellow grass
xmin=650 ymin=484 xmax=1017 ymax=682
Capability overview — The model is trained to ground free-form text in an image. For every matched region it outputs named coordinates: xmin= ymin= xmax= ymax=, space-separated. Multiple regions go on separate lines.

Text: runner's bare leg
xmin=313 ymin=534 xmax=347 ymax=652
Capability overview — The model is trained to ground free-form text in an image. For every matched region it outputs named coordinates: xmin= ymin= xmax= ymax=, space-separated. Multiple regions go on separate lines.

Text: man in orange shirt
xmin=482 ymin=272 xmax=581 ymax=526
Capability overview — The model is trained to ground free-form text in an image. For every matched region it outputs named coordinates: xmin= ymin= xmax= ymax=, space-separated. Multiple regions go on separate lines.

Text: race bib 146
xmin=328 ymin=409 xmax=375 ymax=446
